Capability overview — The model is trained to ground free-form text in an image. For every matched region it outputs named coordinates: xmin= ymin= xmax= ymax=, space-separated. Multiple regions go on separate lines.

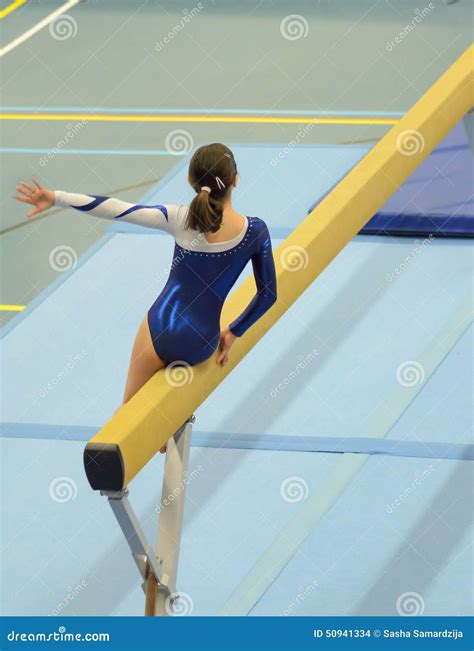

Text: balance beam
xmin=84 ymin=45 xmax=473 ymax=492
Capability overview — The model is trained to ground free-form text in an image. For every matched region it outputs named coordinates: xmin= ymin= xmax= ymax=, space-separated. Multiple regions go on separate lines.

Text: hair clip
xmin=215 ymin=176 xmax=226 ymax=190
xmin=224 ymin=151 xmax=237 ymax=171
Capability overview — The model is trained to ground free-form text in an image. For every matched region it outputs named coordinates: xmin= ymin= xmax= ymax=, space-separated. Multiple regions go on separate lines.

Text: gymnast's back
xmin=54 ymin=193 xmax=277 ymax=365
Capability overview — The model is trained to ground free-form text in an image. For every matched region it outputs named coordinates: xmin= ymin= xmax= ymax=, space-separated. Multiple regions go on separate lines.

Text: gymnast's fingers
xmin=27 ymin=207 xmax=41 ymax=218
xmin=19 ymin=180 xmax=34 ymax=194
xmin=16 ymin=184 xmax=33 ymax=198
xmin=32 ymin=178 xmax=44 ymax=190
xmin=13 ymin=194 xmax=33 ymax=205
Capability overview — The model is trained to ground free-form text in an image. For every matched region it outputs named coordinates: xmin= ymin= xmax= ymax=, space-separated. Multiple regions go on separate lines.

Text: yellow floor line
xmin=0 ymin=113 xmax=398 ymax=126
xmin=0 ymin=0 xmax=27 ymax=21
xmin=0 ymin=304 xmax=26 ymax=312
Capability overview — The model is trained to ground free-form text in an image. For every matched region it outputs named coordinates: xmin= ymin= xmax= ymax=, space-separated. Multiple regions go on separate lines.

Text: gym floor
xmin=1 ymin=0 xmax=473 ymax=618
xmin=2 ymin=0 xmax=472 ymax=320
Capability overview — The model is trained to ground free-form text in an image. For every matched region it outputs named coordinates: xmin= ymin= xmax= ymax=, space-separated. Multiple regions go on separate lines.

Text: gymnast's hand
xmin=13 ymin=179 xmax=55 ymax=218
xmin=217 ymin=327 xmax=237 ymax=366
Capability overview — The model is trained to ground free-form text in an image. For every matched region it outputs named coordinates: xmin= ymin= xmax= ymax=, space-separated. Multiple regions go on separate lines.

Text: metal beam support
xmin=101 ymin=488 xmax=165 ymax=592
xmin=154 ymin=417 xmax=193 ymax=615
xmin=101 ymin=417 xmax=194 ymax=616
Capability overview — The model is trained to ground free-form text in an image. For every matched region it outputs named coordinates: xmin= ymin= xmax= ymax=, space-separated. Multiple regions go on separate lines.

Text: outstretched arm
xmin=13 ymin=179 xmax=176 ymax=233
xmin=217 ymin=222 xmax=277 ymax=365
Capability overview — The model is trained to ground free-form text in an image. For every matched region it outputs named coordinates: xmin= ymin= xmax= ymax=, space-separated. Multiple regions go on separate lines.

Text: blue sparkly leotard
xmin=55 ymin=192 xmax=277 ymax=365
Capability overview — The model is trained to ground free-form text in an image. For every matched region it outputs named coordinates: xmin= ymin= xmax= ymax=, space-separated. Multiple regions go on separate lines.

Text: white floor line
xmin=0 ymin=0 xmax=79 ymax=57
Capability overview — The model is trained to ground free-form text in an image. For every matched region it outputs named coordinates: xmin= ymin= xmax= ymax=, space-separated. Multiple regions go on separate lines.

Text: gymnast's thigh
xmin=122 ymin=315 xmax=166 ymax=403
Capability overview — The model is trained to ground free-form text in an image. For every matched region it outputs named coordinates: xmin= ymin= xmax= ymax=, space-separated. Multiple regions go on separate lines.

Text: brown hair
xmin=186 ymin=143 xmax=238 ymax=233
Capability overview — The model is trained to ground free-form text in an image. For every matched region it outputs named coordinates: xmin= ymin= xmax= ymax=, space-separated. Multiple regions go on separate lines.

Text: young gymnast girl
xmin=14 ymin=143 xmax=277 ymax=443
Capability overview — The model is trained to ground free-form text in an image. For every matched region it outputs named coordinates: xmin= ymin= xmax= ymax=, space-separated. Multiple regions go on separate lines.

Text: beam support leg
xmin=101 ymin=489 xmax=164 ymax=593
xmin=101 ymin=417 xmax=193 ymax=617
xmin=153 ymin=417 xmax=193 ymax=616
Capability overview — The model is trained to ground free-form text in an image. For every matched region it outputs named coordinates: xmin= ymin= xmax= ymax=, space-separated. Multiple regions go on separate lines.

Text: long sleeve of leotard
xmin=229 ymin=222 xmax=277 ymax=337
xmin=54 ymin=191 xmax=181 ymax=234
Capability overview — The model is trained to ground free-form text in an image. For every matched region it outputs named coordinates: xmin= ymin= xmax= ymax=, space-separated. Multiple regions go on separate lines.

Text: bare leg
xmin=118 ymin=315 xmax=168 ymax=453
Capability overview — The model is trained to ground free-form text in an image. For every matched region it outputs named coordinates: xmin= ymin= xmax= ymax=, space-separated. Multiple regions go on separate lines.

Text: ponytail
xmin=186 ymin=143 xmax=237 ymax=233
xmin=187 ymin=188 xmax=224 ymax=233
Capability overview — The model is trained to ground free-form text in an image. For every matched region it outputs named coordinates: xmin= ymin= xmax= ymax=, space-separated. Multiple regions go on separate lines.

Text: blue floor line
xmin=2 ymin=142 xmax=373 ymax=160
xmin=1 ymin=148 xmax=176 ymax=156
xmin=227 ymin=142 xmax=371 ymax=150
xmin=0 ymin=106 xmax=405 ymax=117
xmin=1 ymin=423 xmax=472 ymax=460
